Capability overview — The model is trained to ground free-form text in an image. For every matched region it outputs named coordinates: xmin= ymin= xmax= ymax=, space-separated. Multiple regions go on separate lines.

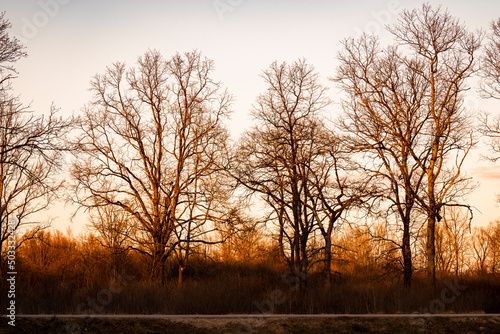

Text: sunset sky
xmin=2 ymin=0 xmax=500 ymax=233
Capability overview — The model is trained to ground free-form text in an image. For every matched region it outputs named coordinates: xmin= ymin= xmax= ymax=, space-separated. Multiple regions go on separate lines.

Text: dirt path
xmin=3 ymin=314 xmax=500 ymax=333
xmin=13 ymin=313 xmax=500 ymax=318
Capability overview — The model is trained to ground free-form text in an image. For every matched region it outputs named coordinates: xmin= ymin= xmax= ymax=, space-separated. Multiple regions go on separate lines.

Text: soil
xmin=1 ymin=315 xmax=500 ymax=333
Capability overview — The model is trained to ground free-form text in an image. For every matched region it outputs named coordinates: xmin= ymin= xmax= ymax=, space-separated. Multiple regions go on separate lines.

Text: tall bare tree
xmin=335 ymin=34 xmax=428 ymax=287
xmin=479 ymin=18 xmax=500 ymax=161
xmin=335 ymin=4 xmax=479 ymax=286
xmin=234 ymin=60 xmax=323 ymax=289
xmin=72 ymin=50 xmax=232 ymax=281
xmin=233 ymin=60 xmax=356 ymax=289
xmin=390 ymin=4 xmax=480 ymax=286
xmin=0 ymin=13 xmax=71 ymax=268
xmin=480 ymin=18 xmax=500 ymax=100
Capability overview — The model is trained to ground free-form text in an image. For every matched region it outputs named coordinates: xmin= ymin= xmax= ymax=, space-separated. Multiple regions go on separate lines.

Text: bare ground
xmin=2 ymin=315 xmax=500 ymax=333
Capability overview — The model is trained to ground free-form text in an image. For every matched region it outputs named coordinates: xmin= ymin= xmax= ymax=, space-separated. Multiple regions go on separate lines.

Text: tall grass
xmin=4 ymin=262 xmax=500 ymax=315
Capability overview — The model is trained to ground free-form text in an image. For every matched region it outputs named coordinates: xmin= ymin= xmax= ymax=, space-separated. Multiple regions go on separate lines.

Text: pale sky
xmin=2 ymin=0 xmax=500 ymax=234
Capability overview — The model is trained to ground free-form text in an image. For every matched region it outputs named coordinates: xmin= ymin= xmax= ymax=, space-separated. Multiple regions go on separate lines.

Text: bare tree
xmin=0 ymin=12 xmax=26 ymax=89
xmin=489 ymin=221 xmax=500 ymax=275
xmin=439 ymin=207 xmax=470 ymax=276
xmin=233 ymin=60 xmax=330 ymax=290
xmin=390 ymin=4 xmax=480 ymax=286
xmin=303 ymin=131 xmax=362 ymax=285
xmin=0 ymin=13 xmax=72 ymax=268
xmin=89 ymin=203 xmax=131 ymax=252
xmin=471 ymin=226 xmax=492 ymax=274
xmin=335 ymin=223 xmax=400 ymax=278
xmin=72 ymin=50 xmax=232 ymax=282
xmin=88 ymin=202 xmax=132 ymax=275
xmin=480 ymin=18 xmax=500 ymax=100
xmin=172 ymin=171 xmax=234 ymax=285
xmin=335 ymin=4 xmax=479 ymax=287
xmin=479 ymin=19 xmax=500 ymax=161
xmin=216 ymin=206 xmax=264 ymax=264
xmin=335 ymin=34 xmax=427 ymax=287
xmin=233 ymin=60 xmax=358 ymax=290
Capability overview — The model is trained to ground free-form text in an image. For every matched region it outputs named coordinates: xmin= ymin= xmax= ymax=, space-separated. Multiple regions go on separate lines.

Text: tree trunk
xmin=300 ymin=235 xmax=308 ymax=291
xmin=151 ymin=237 xmax=165 ymax=282
xmin=324 ymin=235 xmax=332 ymax=288
xmin=178 ymin=265 xmax=184 ymax=286
xmin=402 ymin=224 xmax=412 ymax=288
xmin=427 ymin=214 xmax=436 ymax=288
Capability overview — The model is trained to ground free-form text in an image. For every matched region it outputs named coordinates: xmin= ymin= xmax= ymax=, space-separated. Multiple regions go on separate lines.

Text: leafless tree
xmin=233 ymin=60 xmax=323 ymax=289
xmin=335 ymin=34 xmax=428 ymax=287
xmin=89 ymin=203 xmax=130 ymax=252
xmin=390 ymin=4 xmax=480 ymax=286
xmin=172 ymin=171 xmax=235 ymax=285
xmin=303 ymin=131 xmax=363 ymax=285
xmin=471 ymin=225 xmax=492 ymax=274
xmin=0 ymin=13 xmax=72 ymax=268
xmin=335 ymin=4 xmax=479 ymax=287
xmin=72 ymin=50 xmax=232 ymax=282
xmin=88 ymin=202 xmax=132 ymax=275
xmin=479 ymin=19 xmax=500 ymax=161
xmin=488 ymin=221 xmax=500 ymax=275
xmin=439 ymin=207 xmax=470 ymax=276
xmin=233 ymin=59 xmax=357 ymax=289
xmin=480 ymin=18 xmax=500 ymax=100
xmin=0 ymin=12 xmax=26 ymax=89
xmin=215 ymin=206 xmax=264 ymax=264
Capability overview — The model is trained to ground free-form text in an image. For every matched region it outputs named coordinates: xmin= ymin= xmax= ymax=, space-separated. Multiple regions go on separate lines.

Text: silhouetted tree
xmin=72 ymin=50 xmax=232 ymax=282
xmin=480 ymin=18 xmax=500 ymax=100
xmin=479 ymin=18 xmax=500 ymax=162
xmin=233 ymin=60 xmax=356 ymax=290
xmin=391 ymin=5 xmax=479 ymax=286
xmin=0 ymin=13 xmax=72 ymax=269
xmin=335 ymin=4 xmax=479 ymax=287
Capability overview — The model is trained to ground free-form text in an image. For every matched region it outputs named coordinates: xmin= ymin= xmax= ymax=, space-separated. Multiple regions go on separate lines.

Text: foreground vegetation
xmin=2 ymin=228 xmax=500 ymax=315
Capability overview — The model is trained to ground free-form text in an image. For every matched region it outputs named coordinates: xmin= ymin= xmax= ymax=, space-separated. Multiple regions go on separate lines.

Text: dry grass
xmin=3 ymin=256 xmax=500 ymax=317
xmin=3 ymin=267 xmax=500 ymax=315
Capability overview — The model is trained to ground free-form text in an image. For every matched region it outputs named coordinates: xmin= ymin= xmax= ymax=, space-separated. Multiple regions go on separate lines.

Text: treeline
xmin=1 ymin=4 xmax=500 ymax=314
xmin=7 ymin=218 xmax=500 ymax=314
xmin=15 ymin=216 xmax=500 ymax=285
